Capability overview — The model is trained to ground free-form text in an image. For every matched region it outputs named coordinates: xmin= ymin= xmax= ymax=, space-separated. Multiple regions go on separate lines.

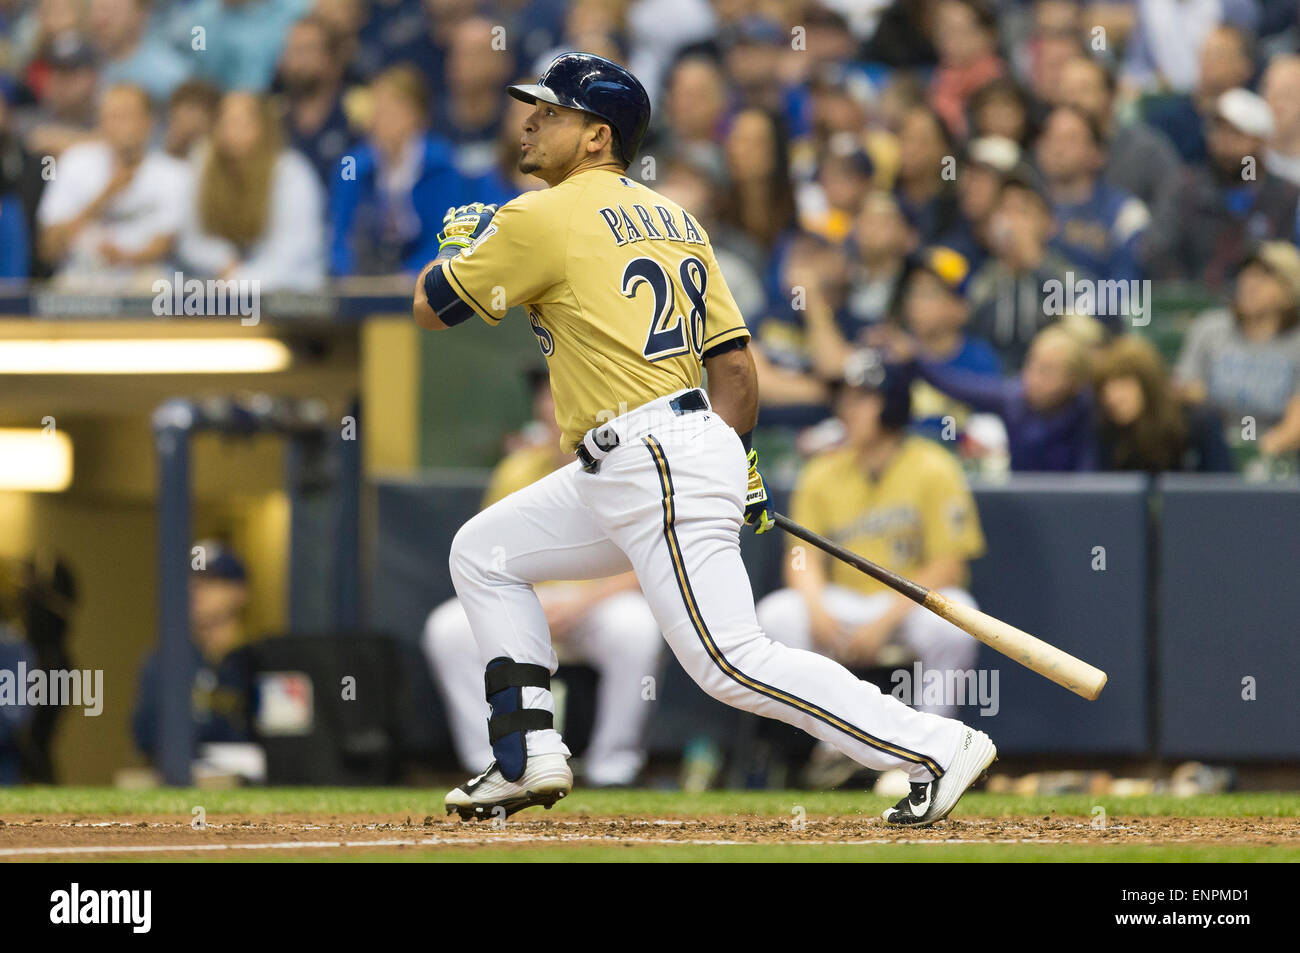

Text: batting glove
xmin=435 ymin=202 xmax=498 ymax=260
xmin=743 ymin=449 xmax=775 ymax=534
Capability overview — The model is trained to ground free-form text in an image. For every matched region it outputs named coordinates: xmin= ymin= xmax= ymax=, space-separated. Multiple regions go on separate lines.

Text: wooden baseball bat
xmin=773 ymin=512 xmax=1108 ymax=701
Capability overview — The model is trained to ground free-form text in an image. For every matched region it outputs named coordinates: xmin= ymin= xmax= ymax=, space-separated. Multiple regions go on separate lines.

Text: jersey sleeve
xmin=699 ymin=245 xmax=751 ymax=353
xmin=919 ymin=451 xmax=985 ymax=563
xmin=440 ymin=190 xmax=569 ymax=326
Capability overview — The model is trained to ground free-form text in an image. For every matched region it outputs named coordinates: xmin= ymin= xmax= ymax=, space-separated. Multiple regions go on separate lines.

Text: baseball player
xmin=413 ymin=52 xmax=996 ymax=826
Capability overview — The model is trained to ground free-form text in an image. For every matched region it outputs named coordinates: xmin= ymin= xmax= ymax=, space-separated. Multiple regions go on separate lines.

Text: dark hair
xmin=718 ymin=106 xmax=798 ymax=248
xmin=966 ymin=76 xmax=1038 ymax=146
xmin=947 ymin=0 xmax=999 ymax=34
xmin=1045 ymin=104 xmax=1106 ymax=150
xmin=292 ymin=13 xmax=345 ymax=59
xmin=168 ymin=78 xmax=221 ymax=114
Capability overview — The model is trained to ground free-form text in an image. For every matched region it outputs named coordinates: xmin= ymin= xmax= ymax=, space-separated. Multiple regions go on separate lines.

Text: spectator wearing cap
xmin=1262 ymin=55 xmax=1300 ymax=188
xmin=884 ymin=321 xmax=1098 ymax=471
xmin=89 ymin=0 xmax=191 ymax=103
xmin=329 ymin=65 xmax=475 ymax=277
xmin=177 ymin=91 xmax=325 ymax=290
xmin=1094 ymin=334 xmax=1234 ymax=473
xmin=944 ymin=134 xmax=1020 ymax=271
xmin=274 ymin=14 xmax=358 ymax=191
xmin=1036 ymin=105 xmax=1150 ymax=289
xmin=15 ymin=31 xmax=101 ymax=157
xmin=893 ymin=103 xmax=962 ymax=245
xmin=1148 ymin=89 xmax=1300 ymax=290
xmin=842 ymin=190 xmax=918 ymax=332
xmin=1057 ymin=55 xmax=1182 ymax=217
xmin=1139 ymin=23 xmax=1255 ymax=165
xmin=755 ymin=347 xmax=986 ymax=733
xmin=801 ymin=137 xmax=875 ymax=246
xmin=36 ymin=83 xmax=190 ymax=286
xmin=967 ymin=165 xmax=1074 ymax=369
xmin=891 ymin=246 xmax=1002 ymax=448
xmin=180 ymin=0 xmax=313 ymax=92
xmin=1174 ymin=242 xmax=1300 ymax=462
xmin=928 ymin=0 xmax=1006 ymax=140
xmin=131 ymin=541 xmax=252 ymax=761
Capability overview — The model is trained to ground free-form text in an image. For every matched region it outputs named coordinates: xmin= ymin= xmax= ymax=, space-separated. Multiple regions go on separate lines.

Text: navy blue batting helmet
xmin=508 ymin=52 xmax=652 ymax=166
xmin=840 ymin=348 xmax=912 ymax=430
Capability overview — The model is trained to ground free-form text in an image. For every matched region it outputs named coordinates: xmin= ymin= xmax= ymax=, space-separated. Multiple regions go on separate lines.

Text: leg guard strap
xmin=484 ymin=657 xmax=553 ymax=782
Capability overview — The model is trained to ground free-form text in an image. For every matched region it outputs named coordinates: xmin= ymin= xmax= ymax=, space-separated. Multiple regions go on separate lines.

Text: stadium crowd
xmin=1 ymin=0 xmax=1299 ymax=471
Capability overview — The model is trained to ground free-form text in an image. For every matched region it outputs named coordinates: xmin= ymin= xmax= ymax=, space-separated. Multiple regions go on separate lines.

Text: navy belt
xmin=576 ymin=389 xmax=708 ymax=473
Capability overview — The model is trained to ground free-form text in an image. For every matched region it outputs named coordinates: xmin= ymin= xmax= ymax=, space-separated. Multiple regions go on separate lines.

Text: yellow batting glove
xmin=743 ymin=449 xmax=775 ymax=534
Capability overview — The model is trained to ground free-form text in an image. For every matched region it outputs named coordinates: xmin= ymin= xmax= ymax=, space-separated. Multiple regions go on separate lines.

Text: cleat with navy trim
xmin=881 ymin=728 xmax=996 ymax=827
xmin=445 ymin=753 xmax=573 ymax=822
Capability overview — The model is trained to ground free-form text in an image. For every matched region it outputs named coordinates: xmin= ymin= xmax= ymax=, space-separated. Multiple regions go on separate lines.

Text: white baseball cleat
xmin=445 ymin=753 xmax=573 ymax=821
xmin=881 ymin=728 xmax=996 ymax=827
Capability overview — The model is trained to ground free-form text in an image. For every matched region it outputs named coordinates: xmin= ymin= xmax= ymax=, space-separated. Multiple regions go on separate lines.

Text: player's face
xmin=518 ymin=101 xmax=596 ymax=180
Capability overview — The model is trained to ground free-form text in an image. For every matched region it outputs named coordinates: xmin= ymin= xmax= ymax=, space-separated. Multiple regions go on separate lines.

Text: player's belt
xmin=575 ymin=388 xmax=709 ymax=473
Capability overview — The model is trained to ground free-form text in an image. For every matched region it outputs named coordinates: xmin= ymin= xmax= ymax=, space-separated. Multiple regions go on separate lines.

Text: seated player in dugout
xmin=756 ymin=350 xmax=985 ymax=721
xmin=413 ymin=53 xmax=997 ymax=828
xmin=422 ymin=367 xmax=662 ymax=788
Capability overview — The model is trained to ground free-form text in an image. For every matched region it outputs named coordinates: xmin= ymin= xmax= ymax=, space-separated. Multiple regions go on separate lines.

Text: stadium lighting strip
xmin=0 ymin=428 xmax=73 ymax=492
xmin=0 ymin=339 xmax=292 ymax=374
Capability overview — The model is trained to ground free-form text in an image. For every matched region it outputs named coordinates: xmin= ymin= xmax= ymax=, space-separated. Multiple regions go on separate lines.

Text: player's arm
xmin=412 ymin=202 xmax=501 ymax=332
xmin=704 ymin=340 xmax=758 ymax=437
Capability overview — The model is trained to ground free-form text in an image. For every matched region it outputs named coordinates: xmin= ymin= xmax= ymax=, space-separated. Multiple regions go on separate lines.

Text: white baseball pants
xmin=448 ymin=390 xmax=966 ymax=782
xmin=755 ymin=585 xmax=981 ymax=717
xmin=423 ymin=587 xmax=662 ymax=785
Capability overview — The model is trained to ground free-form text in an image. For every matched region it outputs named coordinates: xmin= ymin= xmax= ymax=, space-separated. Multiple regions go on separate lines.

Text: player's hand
xmin=743 ymin=449 xmax=775 ymax=534
xmin=436 ymin=202 xmax=498 ymax=260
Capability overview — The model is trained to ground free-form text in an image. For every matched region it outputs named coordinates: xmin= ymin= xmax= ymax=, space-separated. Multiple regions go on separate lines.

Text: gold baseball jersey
xmin=438 ymin=168 xmax=752 ymax=451
xmin=790 ymin=437 xmax=985 ymax=596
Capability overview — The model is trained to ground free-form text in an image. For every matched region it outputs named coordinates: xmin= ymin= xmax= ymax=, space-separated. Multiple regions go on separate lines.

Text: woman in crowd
xmin=1094 ymin=334 xmax=1233 ymax=472
xmin=716 ymin=106 xmax=799 ymax=286
xmin=178 ymin=90 xmax=325 ymax=289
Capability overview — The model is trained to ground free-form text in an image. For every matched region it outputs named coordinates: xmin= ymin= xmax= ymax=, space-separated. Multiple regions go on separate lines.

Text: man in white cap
xmin=1148 ymin=88 xmax=1300 ymax=289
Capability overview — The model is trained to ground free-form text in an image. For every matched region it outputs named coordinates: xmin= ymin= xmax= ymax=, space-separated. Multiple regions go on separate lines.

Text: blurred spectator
xmin=1122 ymin=0 xmax=1258 ymax=96
xmin=843 ymin=189 xmax=917 ymax=330
xmin=0 ymin=623 xmax=37 ymax=785
xmin=966 ymin=76 xmax=1036 ymax=149
xmin=89 ymin=0 xmax=191 ymax=102
xmin=276 ymin=14 xmax=358 ymax=189
xmin=893 ymin=246 xmax=1002 ymax=446
xmin=860 ymin=0 xmax=938 ymax=69
xmin=1148 ymin=89 xmax=1300 ymax=289
xmin=1094 ymin=333 xmax=1234 ymax=472
xmin=624 ymin=0 xmax=718 ymax=105
xmin=928 ymin=0 xmax=1005 ymax=139
xmin=801 ymin=137 xmax=875 ymax=246
xmin=1174 ymin=242 xmax=1300 ymax=460
xmin=1057 ymin=55 xmax=1182 ymax=216
xmin=10 ymin=0 xmax=88 ymax=79
xmin=178 ymin=91 xmax=326 ymax=290
xmin=314 ymin=0 xmax=369 ymax=79
xmin=1036 ymin=105 xmax=1149 ymax=286
xmin=1141 ymin=23 xmax=1255 ymax=165
xmin=968 ymin=166 xmax=1073 ymax=368
xmin=719 ymin=15 xmax=788 ymax=113
xmin=0 ymin=87 xmax=46 ymax=279
xmin=132 ymin=541 xmax=251 ymax=760
xmin=423 ymin=370 xmax=662 ymax=787
xmin=37 ymin=83 xmax=190 ymax=286
xmin=644 ymin=52 xmax=729 ymax=183
xmin=1262 ymin=54 xmax=1300 ymax=188
xmin=470 ymin=92 xmax=544 ymax=208
xmin=16 ymin=31 xmax=100 ymax=157
xmin=890 ymin=322 xmax=1098 ymax=471
xmin=440 ymin=17 xmax=517 ymax=181
xmin=794 ymin=62 xmax=893 ymax=188
xmin=755 ymin=350 xmax=984 ymax=726
xmin=946 ymin=134 xmax=1019 ymax=269
xmin=182 ymin=0 xmax=313 ymax=92
xmin=162 ymin=79 xmax=220 ymax=160
xmin=892 ymin=103 xmax=961 ymax=245
xmin=329 ymin=65 xmax=473 ymax=276
xmin=717 ymin=106 xmax=799 ymax=264
xmin=1022 ymin=5 xmax=1085 ymax=108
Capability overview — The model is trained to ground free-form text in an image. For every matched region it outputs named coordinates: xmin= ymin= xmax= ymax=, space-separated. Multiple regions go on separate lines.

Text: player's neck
xmin=549 ymin=158 xmax=626 ymax=187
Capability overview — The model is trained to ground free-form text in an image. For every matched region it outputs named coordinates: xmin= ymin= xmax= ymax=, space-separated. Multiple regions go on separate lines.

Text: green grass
xmin=1 ymin=787 xmax=1297 ymax=819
